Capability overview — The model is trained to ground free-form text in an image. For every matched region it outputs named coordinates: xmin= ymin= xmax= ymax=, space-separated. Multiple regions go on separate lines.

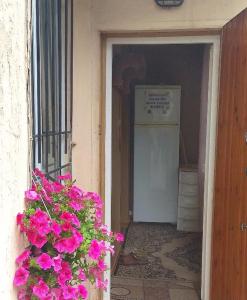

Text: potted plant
xmin=14 ymin=169 xmax=124 ymax=299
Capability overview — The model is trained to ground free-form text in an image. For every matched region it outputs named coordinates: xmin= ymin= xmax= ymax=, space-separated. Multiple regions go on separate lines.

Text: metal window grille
xmin=31 ymin=0 xmax=73 ymax=180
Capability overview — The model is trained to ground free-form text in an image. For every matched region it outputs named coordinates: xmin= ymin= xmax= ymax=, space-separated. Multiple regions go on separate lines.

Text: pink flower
xmin=25 ymin=190 xmax=40 ymax=201
xmin=67 ymin=186 xmax=84 ymax=200
xmin=53 ymin=204 xmax=61 ymax=214
xmin=13 ymin=267 xmax=29 ymax=286
xmin=37 ymin=253 xmax=53 ymax=270
xmin=16 ymin=249 xmax=31 ymax=265
xmin=51 ymin=221 xmax=61 ymax=236
xmin=27 ymin=230 xmax=47 ymax=248
xmin=50 ymin=288 xmax=61 ymax=299
xmin=32 ymin=279 xmax=49 ymax=299
xmin=54 ymin=231 xmax=83 ymax=254
xmin=97 ymin=259 xmax=107 ymax=271
xmin=53 ymin=255 xmax=62 ymax=272
xmin=16 ymin=213 xmax=24 ymax=226
xmin=88 ymin=240 xmax=102 ymax=260
xmin=30 ymin=209 xmax=51 ymax=236
xmin=73 ymin=229 xmax=83 ymax=244
xmin=60 ymin=212 xmax=80 ymax=227
xmin=69 ymin=200 xmax=83 ymax=211
xmin=100 ymin=225 xmax=111 ymax=236
xmin=62 ymin=285 xmax=77 ymax=299
xmin=61 ymin=222 xmax=73 ymax=232
xmin=43 ymin=193 xmax=52 ymax=204
xmin=57 ymin=262 xmax=72 ymax=286
xmin=78 ymin=269 xmax=86 ymax=281
xmin=34 ymin=168 xmax=45 ymax=178
xmin=16 ymin=213 xmax=26 ymax=232
xmin=17 ymin=289 xmax=27 ymax=300
xmin=115 ymin=232 xmax=125 ymax=242
xmin=96 ymin=278 xmax=108 ymax=291
xmin=78 ymin=284 xmax=88 ymax=299
xmin=52 ymin=182 xmax=64 ymax=193
xmin=57 ymin=173 xmax=72 ymax=181
xmin=104 ymin=241 xmax=115 ymax=255
xmin=42 ymin=177 xmax=53 ymax=193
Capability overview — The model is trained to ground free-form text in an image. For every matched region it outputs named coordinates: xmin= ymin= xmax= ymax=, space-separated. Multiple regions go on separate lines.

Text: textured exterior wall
xmin=0 ymin=1 xmax=30 ymax=298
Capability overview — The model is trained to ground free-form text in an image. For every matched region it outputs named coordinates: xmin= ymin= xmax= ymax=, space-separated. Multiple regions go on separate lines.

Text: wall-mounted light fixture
xmin=155 ymin=0 xmax=184 ymax=8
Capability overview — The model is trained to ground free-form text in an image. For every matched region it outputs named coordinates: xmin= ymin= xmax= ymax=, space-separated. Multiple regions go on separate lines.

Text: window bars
xmin=31 ymin=0 xmax=73 ymax=180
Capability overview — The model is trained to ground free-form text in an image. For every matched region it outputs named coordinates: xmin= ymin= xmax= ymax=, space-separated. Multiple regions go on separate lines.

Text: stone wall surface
xmin=0 ymin=1 xmax=30 ymax=298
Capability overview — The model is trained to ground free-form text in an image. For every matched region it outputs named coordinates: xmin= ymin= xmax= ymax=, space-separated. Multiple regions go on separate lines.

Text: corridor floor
xmin=111 ymin=223 xmax=201 ymax=300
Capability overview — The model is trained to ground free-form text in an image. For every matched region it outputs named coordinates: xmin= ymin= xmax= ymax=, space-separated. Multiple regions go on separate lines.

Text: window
xmin=31 ymin=0 xmax=73 ymax=180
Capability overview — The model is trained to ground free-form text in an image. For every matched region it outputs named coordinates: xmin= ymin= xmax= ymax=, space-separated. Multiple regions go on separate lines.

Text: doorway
xmin=103 ymin=35 xmax=220 ymax=300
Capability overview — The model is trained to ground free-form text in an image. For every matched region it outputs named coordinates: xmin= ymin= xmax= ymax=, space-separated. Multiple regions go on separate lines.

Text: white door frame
xmin=104 ymin=35 xmax=220 ymax=300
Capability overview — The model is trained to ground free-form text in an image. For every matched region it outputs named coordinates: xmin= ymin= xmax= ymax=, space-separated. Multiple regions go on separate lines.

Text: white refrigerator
xmin=133 ymin=85 xmax=181 ymax=223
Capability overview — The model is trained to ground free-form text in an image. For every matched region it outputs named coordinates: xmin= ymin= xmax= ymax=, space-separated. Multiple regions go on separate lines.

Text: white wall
xmin=0 ymin=1 xmax=30 ymax=298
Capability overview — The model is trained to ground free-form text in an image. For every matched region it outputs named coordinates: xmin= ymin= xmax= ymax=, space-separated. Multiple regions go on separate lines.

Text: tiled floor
xmin=111 ymin=276 xmax=200 ymax=300
xmin=111 ymin=223 xmax=201 ymax=300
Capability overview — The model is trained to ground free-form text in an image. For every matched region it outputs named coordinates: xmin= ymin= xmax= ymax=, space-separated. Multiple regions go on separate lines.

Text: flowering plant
xmin=14 ymin=169 xmax=124 ymax=300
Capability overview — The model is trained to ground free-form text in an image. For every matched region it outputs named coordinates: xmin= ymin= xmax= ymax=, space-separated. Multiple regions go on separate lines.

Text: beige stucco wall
xmin=72 ymin=1 xmax=247 ymax=300
xmin=73 ymin=0 xmax=247 ymax=191
xmin=0 ymin=1 xmax=30 ymax=298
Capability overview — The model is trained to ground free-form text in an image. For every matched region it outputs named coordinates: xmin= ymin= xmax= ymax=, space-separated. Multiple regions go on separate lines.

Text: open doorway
xmin=104 ymin=36 xmax=220 ymax=300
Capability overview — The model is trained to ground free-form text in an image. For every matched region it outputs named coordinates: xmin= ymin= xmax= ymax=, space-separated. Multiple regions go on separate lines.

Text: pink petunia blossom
xmin=88 ymin=239 xmax=103 ymax=260
xmin=53 ymin=204 xmax=61 ymax=214
xmin=57 ymin=262 xmax=72 ymax=286
xmin=62 ymin=285 xmax=77 ymax=299
xmin=41 ymin=177 xmax=53 ymax=194
xmin=61 ymin=222 xmax=73 ymax=232
xmin=50 ymin=288 xmax=61 ymax=299
xmin=32 ymin=279 xmax=49 ymax=299
xmin=17 ymin=289 xmax=27 ymax=300
xmin=13 ymin=267 xmax=29 ymax=286
xmin=27 ymin=230 xmax=47 ymax=248
xmin=37 ymin=253 xmax=53 ymax=270
xmin=69 ymin=200 xmax=83 ymax=211
xmin=97 ymin=259 xmax=107 ymax=271
xmin=53 ymin=255 xmax=62 ymax=272
xmin=34 ymin=168 xmax=45 ymax=178
xmin=73 ymin=229 xmax=83 ymax=244
xmin=78 ymin=269 xmax=86 ymax=281
xmin=78 ymin=284 xmax=88 ymax=299
xmin=16 ymin=213 xmax=26 ymax=232
xmin=60 ymin=212 xmax=80 ymax=227
xmin=95 ymin=278 xmax=108 ymax=291
xmin=16 ymin=213 xmax=24 ymax=226
xmin=30 ymin=209 xmax=51 ymax=236
xmin=104 ymin=241 xmax=115 ymax=255
xmin=115 ymin=232 xmax=125 ymax=242
xmin=51 ymin=221 xmax=61 ymax=236
xmin=25 ymin=190 xmax=40 ymax=201
xmin=54 ymin=231 xmax=83 ymax=254
xmin=52 ymin=182 xmax=64 ymax=193
xmin=67 ymin=186 xmax=85 ymax=202
xmin=16 ymin=249 xmax=31 ymax=265
xmin=100 ymin=225 xmax=111 ymax=236
xmin=43 ymin=193 xmax=52 ymax=204
xmin=57 ymin=173 xmax=72 ymax=181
